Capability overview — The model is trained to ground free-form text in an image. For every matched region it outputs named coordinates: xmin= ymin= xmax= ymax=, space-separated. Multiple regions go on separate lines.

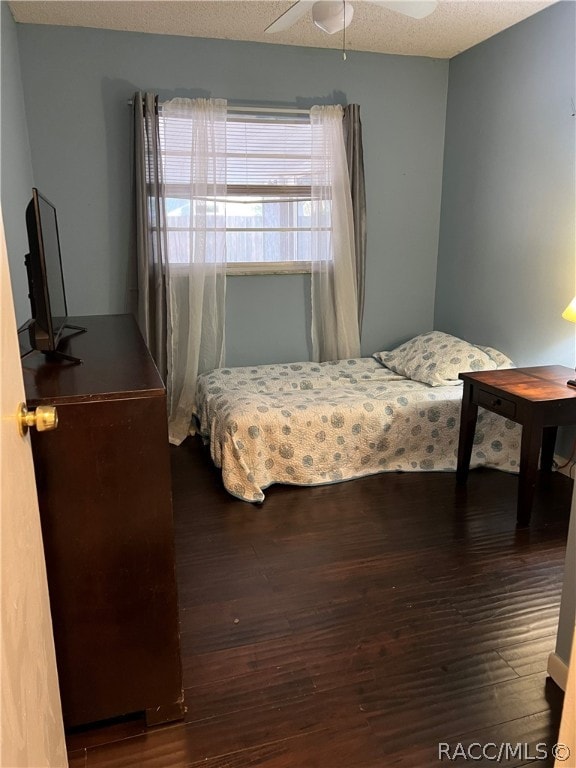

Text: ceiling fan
xmin=265 ymin=0 xmax=438 ymax=35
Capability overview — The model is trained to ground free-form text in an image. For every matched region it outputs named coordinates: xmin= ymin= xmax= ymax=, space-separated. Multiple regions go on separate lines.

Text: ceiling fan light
xmin=312 ymin=1 xmax=354 ymax=34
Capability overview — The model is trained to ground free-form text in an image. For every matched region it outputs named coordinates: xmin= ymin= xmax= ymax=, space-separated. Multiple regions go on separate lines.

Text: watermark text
xmin=438 ymin=742 xmax=571 ymax=762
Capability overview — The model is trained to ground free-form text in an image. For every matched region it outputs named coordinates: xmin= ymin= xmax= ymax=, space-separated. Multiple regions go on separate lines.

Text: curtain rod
xmin=128 ymin=99 xmax=309 ymax=115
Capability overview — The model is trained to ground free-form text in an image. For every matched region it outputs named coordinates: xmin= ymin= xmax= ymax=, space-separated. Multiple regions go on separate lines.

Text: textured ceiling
xmin=8 ymin=0 xmax=558 ymax=59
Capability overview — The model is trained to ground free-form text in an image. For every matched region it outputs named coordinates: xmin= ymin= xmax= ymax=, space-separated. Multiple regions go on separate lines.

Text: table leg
xmin=540 ymin=426 xmax=558 ymax=473
xmin=456 ymin=382 xmax=478 ymax=485
xmin=517 ymin=420 xmax=543 ymax=526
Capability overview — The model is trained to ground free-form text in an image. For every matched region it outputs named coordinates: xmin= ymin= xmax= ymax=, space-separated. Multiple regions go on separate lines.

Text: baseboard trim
xmin=547 ymin=651 xmax=569 ymax=691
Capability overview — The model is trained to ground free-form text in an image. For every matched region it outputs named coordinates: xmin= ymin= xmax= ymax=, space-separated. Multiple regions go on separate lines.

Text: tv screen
xmin=24 ymin=188 xmax=84 ymax=363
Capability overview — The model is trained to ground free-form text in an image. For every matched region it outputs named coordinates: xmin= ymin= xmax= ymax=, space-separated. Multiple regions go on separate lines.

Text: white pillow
xmin=475 ymin=344 xmax=515 ymax=370
xmin=373 ymin=331 xmax=509 ymax=387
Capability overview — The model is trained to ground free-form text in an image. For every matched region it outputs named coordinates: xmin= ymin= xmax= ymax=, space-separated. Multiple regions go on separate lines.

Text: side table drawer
xmin=477 ymin=388 xmax=516 ymax=419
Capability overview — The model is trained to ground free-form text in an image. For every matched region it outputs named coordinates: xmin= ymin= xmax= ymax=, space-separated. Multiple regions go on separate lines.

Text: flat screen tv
xmin=23 ymin=188 xmax=85 ymax=363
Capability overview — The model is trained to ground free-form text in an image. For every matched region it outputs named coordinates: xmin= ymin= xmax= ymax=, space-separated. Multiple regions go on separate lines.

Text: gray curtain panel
xmin=134 ymin=91 xmax=168 ymax=380
xmin=343 ymin=104 xmax=367 ymax=335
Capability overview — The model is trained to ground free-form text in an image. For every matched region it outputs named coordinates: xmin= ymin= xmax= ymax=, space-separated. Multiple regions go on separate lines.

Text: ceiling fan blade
xmin=265 ymin=0 xmax=316 ymax=33
xmin=368 ymin=0 xmax=438 ymax=20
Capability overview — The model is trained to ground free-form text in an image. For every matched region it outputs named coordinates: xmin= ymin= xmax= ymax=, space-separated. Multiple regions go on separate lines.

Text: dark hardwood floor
xmin=67 ymin=436 xmax=572 ymax=767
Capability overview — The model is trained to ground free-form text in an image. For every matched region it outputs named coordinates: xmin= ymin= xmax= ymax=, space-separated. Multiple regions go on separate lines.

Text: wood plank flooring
xmin=67 ymin=436 xmax=572 ymax=767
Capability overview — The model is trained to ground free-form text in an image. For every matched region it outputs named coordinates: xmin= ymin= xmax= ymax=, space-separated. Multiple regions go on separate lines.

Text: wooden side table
xmin=456 ymin=365 xmax=576 ymax=525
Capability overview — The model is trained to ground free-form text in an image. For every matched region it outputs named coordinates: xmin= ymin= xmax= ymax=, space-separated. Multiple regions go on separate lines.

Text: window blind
xmin=157 ymin=108 xmax=329 ymax=271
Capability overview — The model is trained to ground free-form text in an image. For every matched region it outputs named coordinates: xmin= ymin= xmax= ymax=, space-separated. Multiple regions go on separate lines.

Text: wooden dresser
xmin=22 ymin=314 xmax=184 ymax=728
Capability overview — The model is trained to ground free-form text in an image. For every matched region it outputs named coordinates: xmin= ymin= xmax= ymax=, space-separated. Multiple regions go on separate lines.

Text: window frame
xmin=158 ymin=109 xmax=328 ymax=276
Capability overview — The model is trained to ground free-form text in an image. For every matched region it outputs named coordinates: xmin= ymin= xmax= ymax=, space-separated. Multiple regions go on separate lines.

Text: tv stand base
xmin=19 ymin=321 xmax=87 ymax=364
xmin=52 ymin=323 xmax=87 ymax=363
xmin=46 ymin=349 xmax=83 ymax=365
xmin=61 ymin=323 xmax=87 ymax=336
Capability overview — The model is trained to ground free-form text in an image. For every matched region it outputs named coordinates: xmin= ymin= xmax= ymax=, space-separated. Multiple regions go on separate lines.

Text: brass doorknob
xmin=18 ymin=403 xmax=58 ymax=437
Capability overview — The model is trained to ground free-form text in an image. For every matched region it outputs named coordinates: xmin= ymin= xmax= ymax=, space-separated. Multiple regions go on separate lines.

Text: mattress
xmin=194 ymin=357 xmax=521 ymax=502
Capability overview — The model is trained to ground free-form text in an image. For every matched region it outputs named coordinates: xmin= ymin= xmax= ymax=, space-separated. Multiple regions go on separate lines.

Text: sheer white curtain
xmin=310 ymin=105 xmax=361 ymax=362
xmin=160 ymin=97 xmax=228 ymax=444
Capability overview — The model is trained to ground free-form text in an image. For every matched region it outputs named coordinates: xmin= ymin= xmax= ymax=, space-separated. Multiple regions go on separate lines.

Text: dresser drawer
xmin=477 ymin=388 xmax=516 ymax=419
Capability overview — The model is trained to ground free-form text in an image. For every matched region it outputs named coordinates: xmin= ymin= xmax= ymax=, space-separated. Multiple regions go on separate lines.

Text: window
xmin=158 ymin=109 xmax=327 ymax=274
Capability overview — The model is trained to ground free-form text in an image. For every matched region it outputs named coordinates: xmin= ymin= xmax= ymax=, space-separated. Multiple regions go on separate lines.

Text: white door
xmin=0 ymin=213 xmax=67 ymax=767
xmin=554 ymin=626 xmax=575 ymax=766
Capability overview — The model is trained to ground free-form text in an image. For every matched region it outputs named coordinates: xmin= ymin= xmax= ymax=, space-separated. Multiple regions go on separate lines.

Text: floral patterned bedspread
xmin=194 ymin=358 xmax=521 ymax=502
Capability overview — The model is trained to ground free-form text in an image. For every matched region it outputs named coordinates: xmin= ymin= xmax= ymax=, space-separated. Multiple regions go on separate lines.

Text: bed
xmin=194 ymin=332 xmax=522 ymax=502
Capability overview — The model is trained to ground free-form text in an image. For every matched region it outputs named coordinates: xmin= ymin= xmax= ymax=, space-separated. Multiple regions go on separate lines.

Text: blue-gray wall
xmin=10 ymin=21 xmax=448 ymax=366
xmin=3 ymin=3 xmax=574 ymax=371
xmin=1 ymin=1 xmax=35 ymax=326
xmin=435 ymin=1 xmax=576 ymax=369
